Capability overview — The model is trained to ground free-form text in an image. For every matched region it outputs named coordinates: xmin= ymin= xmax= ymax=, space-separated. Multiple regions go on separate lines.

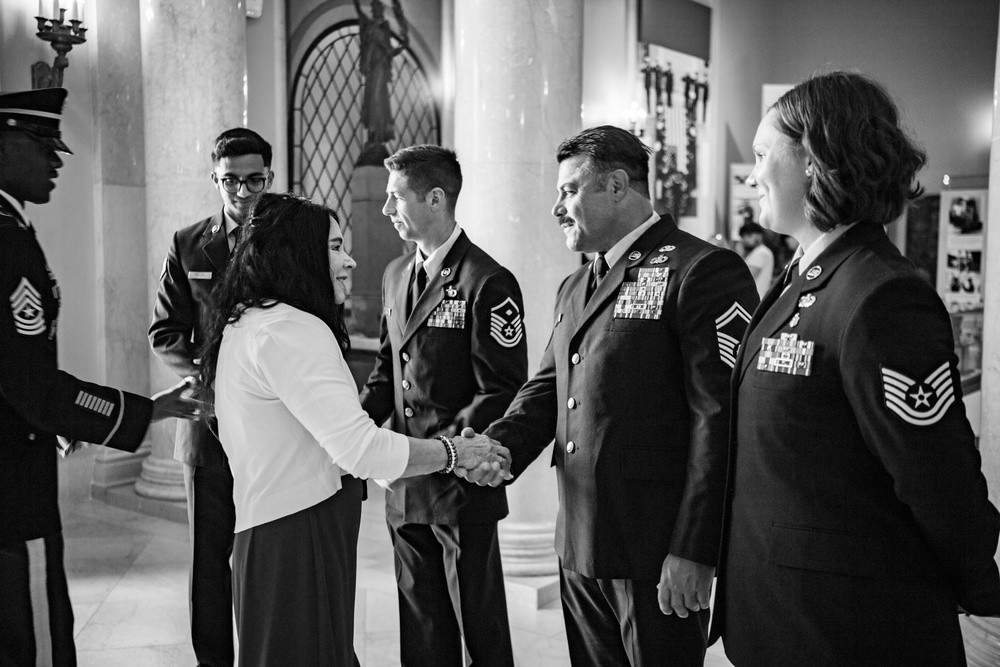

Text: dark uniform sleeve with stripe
xmin=0 ymin=223 xmax=152 ymax=452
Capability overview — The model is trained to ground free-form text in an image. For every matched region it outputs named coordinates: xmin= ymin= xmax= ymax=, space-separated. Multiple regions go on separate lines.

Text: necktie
xmin=587 ymin=253 xmax=608 ymax=302
xmin=408 ymin=261 xmax=426 ymax=318
xmin=228 ymin=227 xmax=238 ymax=255
xmin=781 ymin=257 xmax=800 ymax=291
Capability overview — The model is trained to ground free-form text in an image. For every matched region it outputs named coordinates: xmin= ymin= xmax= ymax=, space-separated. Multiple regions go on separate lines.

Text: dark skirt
xmin=232 ymin=476 xmax=364 ymax=667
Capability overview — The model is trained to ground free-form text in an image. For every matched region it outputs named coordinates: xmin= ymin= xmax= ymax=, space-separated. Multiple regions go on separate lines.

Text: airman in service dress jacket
xmin=360 ymin=230 xmax=528 ymax=525
xmin=485 ymin=215 xmax=759 ymax=578
xmin=715 ymin=222 xmax=1000 ymax=666
xmin=149 ymin=211 xmax=229 ymax=467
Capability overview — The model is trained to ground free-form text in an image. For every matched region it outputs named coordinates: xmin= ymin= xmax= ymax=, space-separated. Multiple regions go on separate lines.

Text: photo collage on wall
xmin=937 ymin=189 xmax=987 ymax=313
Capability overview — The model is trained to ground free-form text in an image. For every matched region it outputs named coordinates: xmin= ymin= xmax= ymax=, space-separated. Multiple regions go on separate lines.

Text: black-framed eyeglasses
xmin=216 ymin=175 xmax=268 ymax=194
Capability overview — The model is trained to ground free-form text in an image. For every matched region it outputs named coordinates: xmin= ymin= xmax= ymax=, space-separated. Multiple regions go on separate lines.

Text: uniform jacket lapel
xmin=401 ymin=231 xmax=471 ymax=347
xmin=737 ymin=223 xmax=883 ymax=384
xmin=201 ymin=211 xmax=229 ymax=273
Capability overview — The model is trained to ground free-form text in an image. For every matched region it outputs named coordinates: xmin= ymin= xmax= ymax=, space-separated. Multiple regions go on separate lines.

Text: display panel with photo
xmin=937 ymin=188 xmax=987 ymax=312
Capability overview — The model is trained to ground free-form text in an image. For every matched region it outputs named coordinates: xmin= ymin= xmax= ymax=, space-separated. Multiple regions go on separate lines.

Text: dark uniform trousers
xmin=713 ymin=222 xmax=1000 ymax=666
xmin=360 ymin=231 xmax=528 ymax=667
xmin=484 ymin=215 xmax=759 ymax=667
xmin=149 ymin=211 xmax=237 ymax=666
xmin=0 ymin=199 xmax=153 ymax=666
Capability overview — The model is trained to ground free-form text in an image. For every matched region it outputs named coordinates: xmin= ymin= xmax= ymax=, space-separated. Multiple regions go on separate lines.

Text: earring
xmin=805 ymin=167 xmax=813 ymax=178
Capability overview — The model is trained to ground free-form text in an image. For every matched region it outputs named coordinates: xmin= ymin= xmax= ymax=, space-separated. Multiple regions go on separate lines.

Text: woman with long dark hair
xmin=199 ymin=192 xmax=510 ymax=666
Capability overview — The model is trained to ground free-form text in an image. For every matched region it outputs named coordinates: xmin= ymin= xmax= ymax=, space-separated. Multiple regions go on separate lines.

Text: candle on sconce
xmin=51 ymin=1 xmax=60 ymax=20
xmin=78 ymin=0 xmax=85 ymax=24
xmin=38 ymin=0 xmax=44 ymax=18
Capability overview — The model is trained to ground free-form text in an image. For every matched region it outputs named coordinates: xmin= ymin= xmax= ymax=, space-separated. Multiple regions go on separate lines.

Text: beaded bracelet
xmin=436 ymin=435 xmax=457 ymax=474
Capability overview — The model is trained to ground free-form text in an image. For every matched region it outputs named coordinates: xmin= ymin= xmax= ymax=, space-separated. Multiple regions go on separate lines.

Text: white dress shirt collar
xmin=796 ymin=222 xmax=858 ymax=275
xmin=605 ymin=212 xmax=660 ymax=269
xmin=0 ymin=188 xmax=29 ymax=228
xmin=416 ymin=223 xmax=461 ymax=278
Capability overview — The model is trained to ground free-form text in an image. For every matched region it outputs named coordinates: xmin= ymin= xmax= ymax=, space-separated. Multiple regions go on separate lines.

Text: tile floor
xmin=61 ymin=484 xmax=735 ymax=666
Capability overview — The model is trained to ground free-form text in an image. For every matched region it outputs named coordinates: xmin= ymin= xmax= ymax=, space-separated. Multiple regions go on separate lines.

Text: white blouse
xmin=215 ymin=303 xmax=409 ymax=532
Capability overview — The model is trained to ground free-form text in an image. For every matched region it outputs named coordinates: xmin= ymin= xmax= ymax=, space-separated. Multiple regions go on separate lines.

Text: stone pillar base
xmin=499 ymin=520 xmax=558 ymax=576
xmin=90 ymin=442 xmax=150 ymax=493
xmin=134 ymin=454 xmax=186 ymax=501
xmin=962 ymin=615 xmax=1000 ymax=666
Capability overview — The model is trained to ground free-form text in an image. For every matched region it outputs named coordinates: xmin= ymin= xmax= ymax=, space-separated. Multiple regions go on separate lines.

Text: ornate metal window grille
xmin=290 ymin=21 xmax=440 ymax=245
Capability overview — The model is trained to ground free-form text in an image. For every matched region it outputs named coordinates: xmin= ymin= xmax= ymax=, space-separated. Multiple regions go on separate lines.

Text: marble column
xmin=135 ymin=0 xmax=246 ymax=500
xmin=81 ymin=0 xmax=155 ymax=496
xmin=960 ymin=16 xmax=1000 ymax=664
xmin=452 ymin=0 xmax=584 ymax=588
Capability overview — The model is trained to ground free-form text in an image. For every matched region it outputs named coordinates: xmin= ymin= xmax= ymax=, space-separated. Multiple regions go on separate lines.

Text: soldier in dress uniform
xmin=149 ymin=128 xmax=273 ymax=667
xmin=359 ymin=145 xmax=527 ymax=666
xmin=0 ymin=88 xmax=197 ymax=667
xmin=468 ymin=125 xmax=760 ymax=666
xmin=713 ymin=71 xmax=1000 ymax=667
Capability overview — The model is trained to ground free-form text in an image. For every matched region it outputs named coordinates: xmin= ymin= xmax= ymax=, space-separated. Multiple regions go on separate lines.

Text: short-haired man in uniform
xmin=149 ymin=128 xmax=273 ymax=666
xmin=470 ymin=125 xmax=760 ymax=666
xmin=360 ymin=145 xmax=527 ymax=666
xmin=0 ymin=89 xmax=196 ymax=667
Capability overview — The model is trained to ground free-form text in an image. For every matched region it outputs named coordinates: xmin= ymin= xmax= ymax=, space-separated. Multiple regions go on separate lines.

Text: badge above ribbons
xmin=490 ymin=297 xmax=523 ymax=348
xmin=716 ymin=301 xmax=751 ymax=368
xmin=9 ymin=277 xmax=45 ymax=336
xmin=881 ymin=361 xmax=955 ymax=426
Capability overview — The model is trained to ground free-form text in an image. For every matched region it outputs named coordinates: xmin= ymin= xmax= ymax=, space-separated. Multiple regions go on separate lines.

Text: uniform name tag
xmin=427 ymin=299 xmax=466 ymax=329
xmin=757 ymin=333 xmax=814 ymax=376
xmin=188 ymin=271 xmax=212 ymax=280
xmin=614 ymin=267 xmax=669 ymax=320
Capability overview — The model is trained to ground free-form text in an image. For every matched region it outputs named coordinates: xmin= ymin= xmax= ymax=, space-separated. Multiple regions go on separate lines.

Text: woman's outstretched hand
xmin=453 ymin=426 xmax=514 ymax=487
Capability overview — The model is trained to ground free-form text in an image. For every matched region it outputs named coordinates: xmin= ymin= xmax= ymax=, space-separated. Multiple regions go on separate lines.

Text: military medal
xmin=797 ymin=294 xmax=816 ymax=308
xmin=614 ymin=267 xmax=668 ymax=319
xmin=789 ymin=313 xmax=800 ymax=327
xmin=446 ymin=286 xmax=457 ymax=298
xmin=757 ymin=333 xmax=815 ymax=376
xmin=427 ymin=299 xmax=466 ymax=329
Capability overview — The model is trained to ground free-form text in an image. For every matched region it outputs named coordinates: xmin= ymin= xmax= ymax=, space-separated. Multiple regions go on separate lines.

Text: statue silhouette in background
xmin=354 ymin=0 xmax=409 ymax=159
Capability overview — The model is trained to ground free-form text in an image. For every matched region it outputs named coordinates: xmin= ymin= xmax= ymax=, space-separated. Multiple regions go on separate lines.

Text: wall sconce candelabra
xmin=32 ymin=1 xmax=87 ymax=90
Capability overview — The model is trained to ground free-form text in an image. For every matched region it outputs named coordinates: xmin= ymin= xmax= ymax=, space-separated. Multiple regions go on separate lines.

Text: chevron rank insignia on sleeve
xmin=881 ymin=361 xmax=955 ymax=426
xmin=490 ymin=297 xmax=523 ymax=348
xmin=716 ymin=301 xmax=751 ymax=368
xmin=9 ymin=277 xmax=46 ymax=336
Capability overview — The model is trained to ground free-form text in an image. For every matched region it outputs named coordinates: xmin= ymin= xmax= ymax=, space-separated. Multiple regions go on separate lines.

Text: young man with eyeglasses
xmin=149 ymin=128 xmax=273 ymax=667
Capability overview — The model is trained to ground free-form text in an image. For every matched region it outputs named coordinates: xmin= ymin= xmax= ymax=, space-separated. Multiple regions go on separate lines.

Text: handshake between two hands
xmin=451 ymin=426 xmax=513 ymax=487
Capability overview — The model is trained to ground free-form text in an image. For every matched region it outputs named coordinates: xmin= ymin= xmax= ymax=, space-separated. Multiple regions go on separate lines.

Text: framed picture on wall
xmin=937 ymin=188 xmax=987 ymax=312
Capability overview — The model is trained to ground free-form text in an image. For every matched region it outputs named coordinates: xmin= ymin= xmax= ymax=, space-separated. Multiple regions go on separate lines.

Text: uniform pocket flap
xmin=768 ymin=523 xmax=888 ymax=579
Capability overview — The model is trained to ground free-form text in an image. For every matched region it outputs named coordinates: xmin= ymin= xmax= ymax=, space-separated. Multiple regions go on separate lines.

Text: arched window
xmin=290 ymin=21 xmax=439 ymax=239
